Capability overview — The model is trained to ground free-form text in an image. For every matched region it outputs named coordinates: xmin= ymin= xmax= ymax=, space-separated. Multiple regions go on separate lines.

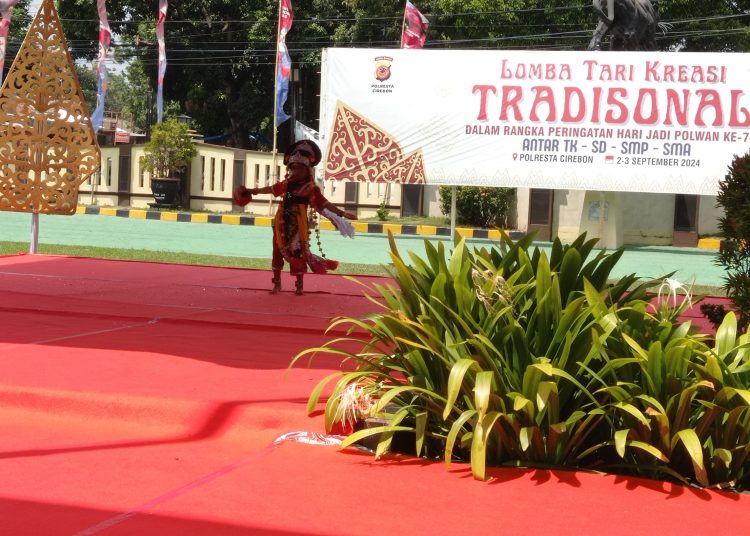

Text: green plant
xmin=376 ymin=200 xmax=389 ymax=222
xmin=582 ymin=311 xmax=750 ymax=490
xmin=438 ymin=186 xmax=515 ymax=228
xmin=715 ymin=150 xmax=750 ymax=332
xmin=292 ymin=232 xmax=750 ymax=490
xmin=140 ymin=119 xmax=198 ymax=178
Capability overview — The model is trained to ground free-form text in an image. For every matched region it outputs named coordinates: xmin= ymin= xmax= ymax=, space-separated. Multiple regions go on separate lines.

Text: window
xmin=220 ymin=159 xmax=226 ymax=191
xmin=674 ymin=194 xmax=698 ymax=232
xmin=210 ymin=158 xmax=216 ymax=191
xmin=201 ymin=156 xmax=205 ymax=190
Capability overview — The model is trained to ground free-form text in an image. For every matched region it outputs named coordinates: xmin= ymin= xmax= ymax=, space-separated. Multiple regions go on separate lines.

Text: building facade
xmin=78 ymin=143 xmax=722 ymax=247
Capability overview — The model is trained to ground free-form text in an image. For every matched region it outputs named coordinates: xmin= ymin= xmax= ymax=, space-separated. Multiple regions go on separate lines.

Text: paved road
xmin=0 ymin=210 xmax=726 ymax=288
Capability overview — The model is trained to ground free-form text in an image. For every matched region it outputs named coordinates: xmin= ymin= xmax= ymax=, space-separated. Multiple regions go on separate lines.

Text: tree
xmin=141 ymin=119 xmax=198 ymax=178
xmin=709 ymin=151 xmax=750 ymax=332
xmin=53 ymin=0 xmax=750 ymax=150
xmin=1 ymin=0 xmax=33 ymax=77
xmin=57 ymin=0 xmax=298 ymax=148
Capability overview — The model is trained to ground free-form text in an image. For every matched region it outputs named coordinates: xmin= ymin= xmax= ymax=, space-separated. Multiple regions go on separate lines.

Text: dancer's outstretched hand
xmin=232 ymin=186 xmax=253 ymax=207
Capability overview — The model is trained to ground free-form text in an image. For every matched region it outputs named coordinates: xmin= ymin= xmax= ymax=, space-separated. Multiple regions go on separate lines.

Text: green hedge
xmin=438 ymin=186 xmax=515 ymax=228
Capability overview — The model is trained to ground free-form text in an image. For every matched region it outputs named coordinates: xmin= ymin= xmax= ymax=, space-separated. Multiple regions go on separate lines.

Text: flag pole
xmin=272 ymin=0 xmax=282 ymax=161
xmin=400 ymin=1 xmax=407 ymax=48
xmin=269 ymin=0 xmax=283 ymax=215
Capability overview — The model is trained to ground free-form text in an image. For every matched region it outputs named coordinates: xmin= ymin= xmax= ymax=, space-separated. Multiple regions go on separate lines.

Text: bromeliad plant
xmin=291 ymin=232 xmax=750 ymax=490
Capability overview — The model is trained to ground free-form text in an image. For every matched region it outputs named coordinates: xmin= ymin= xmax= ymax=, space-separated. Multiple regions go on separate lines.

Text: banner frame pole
xmin=450 ymin=185 xmax=456 ymax=239
xmin=30 ymin=212 xmax=39 ymax=254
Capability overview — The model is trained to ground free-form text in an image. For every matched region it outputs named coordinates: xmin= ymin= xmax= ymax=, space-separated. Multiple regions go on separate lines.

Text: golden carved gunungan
xmin=0 ymin=0 xmax=100 ymax=215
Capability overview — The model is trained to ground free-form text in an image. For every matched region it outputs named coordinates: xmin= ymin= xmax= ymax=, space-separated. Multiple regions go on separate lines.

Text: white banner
xmin=319 ymin=48 xmax=750 ymax=195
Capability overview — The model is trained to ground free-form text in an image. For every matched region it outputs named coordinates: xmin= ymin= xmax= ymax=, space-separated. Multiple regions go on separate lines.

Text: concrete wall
xmin=515 ymin=188 xmax=724 ymax=247
xmin=79 ymin=147 xmax=120 ymax=207
xmin=698 ymin=195 xmax=722 ymax=235
xmin=622 ymin=192 xmax=675 ymax=245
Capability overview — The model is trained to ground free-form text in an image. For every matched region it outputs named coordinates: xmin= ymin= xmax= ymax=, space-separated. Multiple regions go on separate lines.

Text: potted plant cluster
xmin=140 ymin=119 xmax=198 ymax=208
xmin=294 ymin=232 xmax=750 ymax=490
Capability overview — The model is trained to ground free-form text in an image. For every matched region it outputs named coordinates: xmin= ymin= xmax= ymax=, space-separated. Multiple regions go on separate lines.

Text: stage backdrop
xmin=318 ymin=48 xmax=750 ymax=195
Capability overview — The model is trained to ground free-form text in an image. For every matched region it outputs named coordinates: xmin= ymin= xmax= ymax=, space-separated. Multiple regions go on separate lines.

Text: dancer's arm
xmin=247 ymin=185 xmax=274 ymax=195
xmin=312 ymin=188 xmax=357 ymax=220
xmin=323 ymin=202 xmax=357 ymax=220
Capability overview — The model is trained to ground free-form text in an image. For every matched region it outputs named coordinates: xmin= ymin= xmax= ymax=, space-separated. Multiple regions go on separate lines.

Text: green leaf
xmin=474 ymin=371 xmax=493 ymax=415
xmin=613 ymin=402 xmax=651 ymax=427
xmin=717 ymin=387 xmax=750 ymax=406
xmin=306 ymin=372 xmax=343 ymax=414
xmin=448 ymin=239 xmax=467 ymax=278
xmin=715 ymin=311 xmax=737 ymax=358
xmin=615 ymin=429 xmax=629 ymax=458
xmin=445 ymin=409 xmax=477 ymax=467
xmin=672 ymin=429 xmax=709 ymax=487
xmin=415 ymin=411 xmax=427 ymax=457
xmin=558 ymin=246 xmax=582 ymax=304
xmin=711 ymin=448 xmax=732 ymax=469
xmin=374 ymin=385 xmax=447 ymax=413
xmin=375 ymin=408 xmax=410 ymax=459
xmin=470 ymin=411 xmax=502 ymax=481
xmin=339 ymin=425 xmax=413 ymax=450
xmin=519 ymin=426 xmax=538 ymax=452
xmin=536 ymin=381 xmax=558 ymax=414
xmin=627 ymin=440 xmax=670 ymax=463
xmin=701 ymin=354 xmax=724 ymax=384
xmin=509 ymin=393 xmax=532 ymax=416
xmin=444 ymin=358 xmax=478 ymax=419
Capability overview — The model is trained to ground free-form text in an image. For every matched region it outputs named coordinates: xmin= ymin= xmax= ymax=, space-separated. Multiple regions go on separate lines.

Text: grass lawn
xmin=0 ymin=240 xmax=724 ymax=296
xmin=0 ymin=241 xmax=391 ymax=276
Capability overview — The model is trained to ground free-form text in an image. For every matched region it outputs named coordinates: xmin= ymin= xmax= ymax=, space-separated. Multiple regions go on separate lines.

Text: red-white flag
xmin=275 ymin=0 xmax=293 ymax=126
xmin=401 ymin=1 xmax=429 ymax=49
xmin=0 ymin=0 xmax=19 ymax=84
xmin=91 ymin=0 xmax=112 ymax=133
xmin=156 ymin=0 xmax=168 ymax=124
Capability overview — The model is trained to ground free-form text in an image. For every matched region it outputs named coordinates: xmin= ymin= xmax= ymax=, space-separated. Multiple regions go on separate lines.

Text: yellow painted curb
xmin=318 ymin=220 xmax=335 ymax=231
xmin=382 ymin=223 xmax=402 ymax=235
xmin=76 ymin=206 xmax=85 ymax=214
xmin=129 ymin=209 xmax=147 ymax=219
xmin=191 ymin=213 xmax=209 ymax=223
xmin=255 ymin=216 xmax=273 ymax=227
xmin=417 ymin=225 xmax=437 ymax=235
xmin=160 ymin=212 xmax=178 ymax=221
xmin=353 ymin=222 xmax=369 ymax=233
xmin=698 ymin=238 xmax=721 ymax=249
xmin=221 ymin=215 xmax=241 ymax=225
xmin=99 ymin=207 xmax=118 ymax=216
xmin=488 ymin=229 xmax=502 ymax=240
xmin=456 ymin=228 xmax=473 ymax=238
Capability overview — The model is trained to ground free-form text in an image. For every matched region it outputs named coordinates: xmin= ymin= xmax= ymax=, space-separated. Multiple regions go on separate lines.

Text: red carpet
xmin=0 ymin=254 xmax=748 ymax=535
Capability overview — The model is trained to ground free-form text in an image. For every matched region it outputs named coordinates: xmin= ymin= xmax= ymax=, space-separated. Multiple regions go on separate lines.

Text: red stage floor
xmin=0 ymin=254 xmax=747 ymax=535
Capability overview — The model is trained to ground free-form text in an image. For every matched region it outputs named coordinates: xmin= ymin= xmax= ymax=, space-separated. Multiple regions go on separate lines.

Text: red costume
xmin=235 ymin=140 xmax=356 ymax=295
xmin=269 ymin=177 xmax=338 ymax=275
